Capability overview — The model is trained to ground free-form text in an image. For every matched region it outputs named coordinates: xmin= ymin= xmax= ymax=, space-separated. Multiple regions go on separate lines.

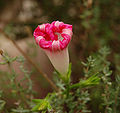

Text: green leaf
xmin=0 ymin=62 xmax=7 ymax=65
xmin=11 ymin=109 xmax=30 ymax=113
xmin=42 ymin=110 xmax=47 ymax=113
xmin=32 ymin=98 xmax=52 ymax=112
xmin=0 ymin=100 xmax=6 ymax=110
xmin=32 ymin=100 xmax=48 ymax=111
xmin=32 ymin=99 xmax=43 ymax=104
xmin=32 ymin=103 xmax=41 ymax=111
xmin=10 ymin=56 xmax=17 ymax=62
xmin=70 ymin=73 xmax=100 ymax=89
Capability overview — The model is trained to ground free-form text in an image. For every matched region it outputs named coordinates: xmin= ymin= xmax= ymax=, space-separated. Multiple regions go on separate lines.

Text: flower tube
xmin=33 ymin=21 xmax=73 ymax=75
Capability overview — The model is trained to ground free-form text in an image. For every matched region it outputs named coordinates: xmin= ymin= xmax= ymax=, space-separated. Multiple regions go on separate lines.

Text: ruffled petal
xmin=33 ymin=21 xmax=73 ymax=52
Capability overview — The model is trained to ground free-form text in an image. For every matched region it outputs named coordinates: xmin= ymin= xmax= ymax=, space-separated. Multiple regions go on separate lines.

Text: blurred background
xmin=0 ymin=0 xmax=120 ymax=112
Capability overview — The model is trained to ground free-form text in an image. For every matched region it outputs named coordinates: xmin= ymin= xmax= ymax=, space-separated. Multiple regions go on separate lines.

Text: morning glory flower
xmin=33 ymin=21 xmax=73 ymax=75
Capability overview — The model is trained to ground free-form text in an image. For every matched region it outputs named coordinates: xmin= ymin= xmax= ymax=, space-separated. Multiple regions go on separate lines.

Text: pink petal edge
xmin=33 ymin=21 xmax=73 ymax=52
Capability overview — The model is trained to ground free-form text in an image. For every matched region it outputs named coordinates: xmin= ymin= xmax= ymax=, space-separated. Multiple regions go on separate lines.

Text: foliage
xmin=32 ymin=47 xmax=120 ymax=113
xmin=0 ymin=46 xmax=120 ymax=112
xmin=0 ymin=53 xmax=35 ymax=112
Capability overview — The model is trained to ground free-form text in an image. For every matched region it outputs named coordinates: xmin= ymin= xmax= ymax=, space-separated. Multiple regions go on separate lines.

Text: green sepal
xmin=55 ymin=69 xmax=65 ymax=82
xmin=55 ymin=63 xmax=72 ymax=83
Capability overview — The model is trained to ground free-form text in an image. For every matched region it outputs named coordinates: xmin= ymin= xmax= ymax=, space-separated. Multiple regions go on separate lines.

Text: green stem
xmin=62 ymin=82 xmax=81 ymax=95
xmin=66 ymin=83 xmax=70 ymax=98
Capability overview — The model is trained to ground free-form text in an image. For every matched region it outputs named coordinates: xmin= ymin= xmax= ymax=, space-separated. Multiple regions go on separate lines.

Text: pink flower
xmin=33 ymin=21 xmax=73 ymax=75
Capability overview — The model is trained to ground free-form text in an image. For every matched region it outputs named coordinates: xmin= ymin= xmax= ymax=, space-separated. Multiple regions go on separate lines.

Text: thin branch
xmin=0 ymin=28 xmax=58 ymax=91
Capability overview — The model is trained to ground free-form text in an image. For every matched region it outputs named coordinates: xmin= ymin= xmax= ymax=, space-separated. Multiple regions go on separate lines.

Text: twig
xmin=0 ymin=28 xmax=58 ymax=91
